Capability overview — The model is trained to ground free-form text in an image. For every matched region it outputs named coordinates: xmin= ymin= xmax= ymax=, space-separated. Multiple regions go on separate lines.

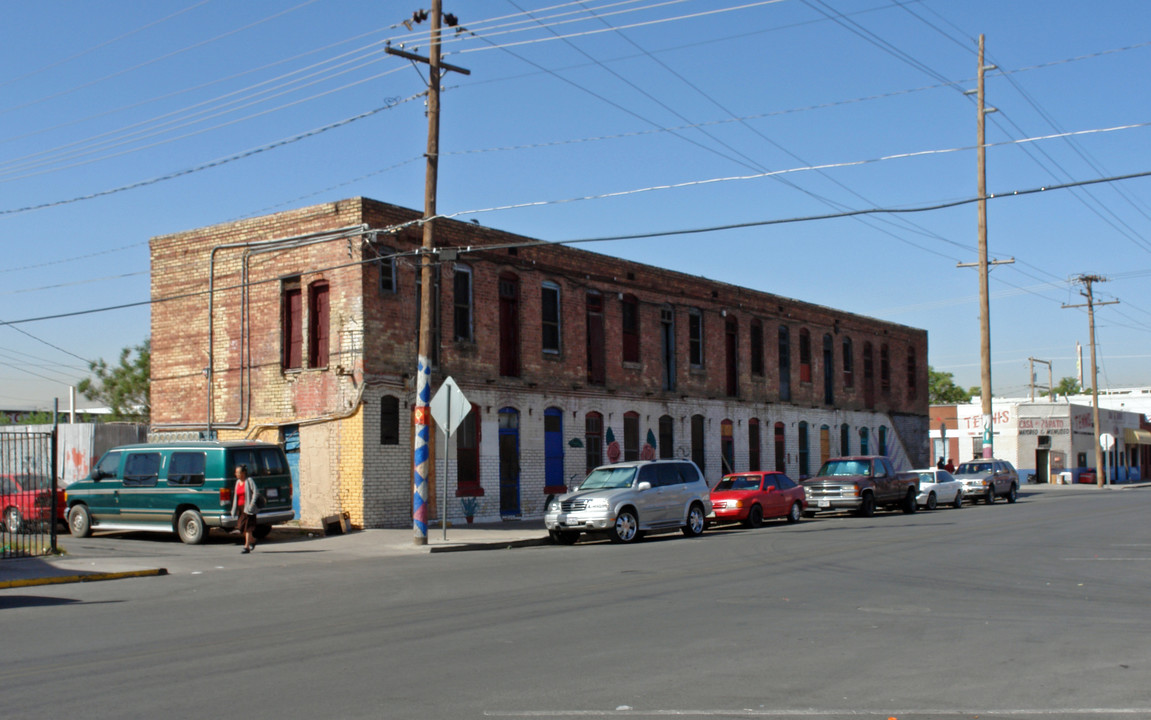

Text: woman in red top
xmin=230 ymin=464 xmax=258 ymax=553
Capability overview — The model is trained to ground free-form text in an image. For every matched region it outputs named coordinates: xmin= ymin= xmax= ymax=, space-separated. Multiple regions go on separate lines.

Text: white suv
xmin=544 ymin=460 xmax=711 ymax=544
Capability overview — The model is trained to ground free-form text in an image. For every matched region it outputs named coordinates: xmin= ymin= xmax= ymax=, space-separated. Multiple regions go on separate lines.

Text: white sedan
xmin=913 ymin=469 xmax=963 ymax=510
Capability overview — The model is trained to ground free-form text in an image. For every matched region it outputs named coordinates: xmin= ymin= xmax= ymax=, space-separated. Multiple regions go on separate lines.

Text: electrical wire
xmin=0 ymin=92 xmax=423 ymax=217
xmin=4 ymin=169 xmax=1150 ymax=329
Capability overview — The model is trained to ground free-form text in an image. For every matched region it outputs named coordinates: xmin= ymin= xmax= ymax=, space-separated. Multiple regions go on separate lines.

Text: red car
xmin=709 ymin=471 xmax=807 ymax=527
xmin=0 ymin=473 xmax=66 ymax=534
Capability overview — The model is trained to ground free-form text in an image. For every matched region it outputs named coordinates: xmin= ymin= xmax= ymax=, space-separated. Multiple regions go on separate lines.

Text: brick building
xmin=150 ymin=198 xmax=929 ymax=528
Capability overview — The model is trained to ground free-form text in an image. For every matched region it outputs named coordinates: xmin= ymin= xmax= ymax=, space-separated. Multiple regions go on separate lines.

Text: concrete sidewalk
xmin=0 ymin=519 xmax=552 ymax=590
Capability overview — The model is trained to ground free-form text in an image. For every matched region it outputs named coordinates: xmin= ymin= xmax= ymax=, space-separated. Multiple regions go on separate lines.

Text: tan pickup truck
xmin=801 ymin=456 xmax=919 ymax=518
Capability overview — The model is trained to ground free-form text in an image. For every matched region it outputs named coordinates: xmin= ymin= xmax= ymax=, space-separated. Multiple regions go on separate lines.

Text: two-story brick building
xmin=150 ymin=198 xmax=929 ymax=528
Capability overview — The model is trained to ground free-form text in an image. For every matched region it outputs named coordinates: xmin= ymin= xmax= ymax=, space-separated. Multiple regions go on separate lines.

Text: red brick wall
xmin=152 ymin=197 xmax=928 ymax=427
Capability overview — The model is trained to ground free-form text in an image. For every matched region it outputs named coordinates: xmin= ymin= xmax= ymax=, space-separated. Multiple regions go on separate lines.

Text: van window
xmin=168 ymin=452 xmax=206 ymax=486
xmin=260 ymin=449 xmax=287 ymax=475
xmin=94 ymin=451 xmax=121 ymax=479
xmin=231 ymin=447 xmax=288 ymax=477
xmin=123 ymin=453 xmax=161 ymax=487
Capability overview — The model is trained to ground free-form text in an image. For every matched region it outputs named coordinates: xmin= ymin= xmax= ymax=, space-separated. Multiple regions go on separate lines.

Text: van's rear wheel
xmin=68 ymin=505 xmax=92 ymax=538
xmin=176 ymin=510 xmax=206 ymax=545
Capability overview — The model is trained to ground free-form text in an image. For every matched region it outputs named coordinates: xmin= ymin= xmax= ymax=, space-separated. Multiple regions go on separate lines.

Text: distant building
xmin=930 ymin=398 xmax=1148 ymax=483
xmin=150 ymin=198 xmax=929 ymax=528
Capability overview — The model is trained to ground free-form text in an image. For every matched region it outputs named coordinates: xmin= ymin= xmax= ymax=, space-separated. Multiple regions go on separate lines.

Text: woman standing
xmin=231 ymin=464 xmax=259 ymax=553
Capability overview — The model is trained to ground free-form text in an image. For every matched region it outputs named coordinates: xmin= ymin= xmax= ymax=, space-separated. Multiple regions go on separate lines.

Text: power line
xmin=4 ymin=169 xmax=1150 ymax=329
xmin=0 ymin=92 xmax=422 ymax=217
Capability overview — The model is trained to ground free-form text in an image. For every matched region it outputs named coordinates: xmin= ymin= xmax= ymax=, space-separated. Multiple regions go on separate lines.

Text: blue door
xmin=283 ymin=425 xmax=300 ymax=518
xmin=544 ymin=407 xmax=565 ymax=493
xmin=498 ymin=408 xmax=520 ymax=517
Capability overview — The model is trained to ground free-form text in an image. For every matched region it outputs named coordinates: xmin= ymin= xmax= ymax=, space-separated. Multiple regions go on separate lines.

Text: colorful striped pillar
xmin=412 ymin=355 xmax=431 ymax=543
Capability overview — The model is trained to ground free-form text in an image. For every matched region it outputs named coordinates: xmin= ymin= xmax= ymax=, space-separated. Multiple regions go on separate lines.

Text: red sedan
xmin=709 ymin=471 xmax=807 ymax=528
xmin=1 ymin=473 xmax=66 ymax=534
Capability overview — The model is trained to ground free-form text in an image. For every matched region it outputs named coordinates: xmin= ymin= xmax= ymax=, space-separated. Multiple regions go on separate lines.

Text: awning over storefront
xmin=1123 ymin=428 xmax=1151 ymax=445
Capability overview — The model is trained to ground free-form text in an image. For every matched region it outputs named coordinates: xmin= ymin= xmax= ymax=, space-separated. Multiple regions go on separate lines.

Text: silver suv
xmin=954 ymin=458 xmax=1019 ymax=504
xmin=544 ymin=460 xmax=712 ymax=544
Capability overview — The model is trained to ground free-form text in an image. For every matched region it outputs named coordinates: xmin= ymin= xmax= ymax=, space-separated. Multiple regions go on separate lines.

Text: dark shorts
xmin=238 ymin=511 xmax=257 ymax=535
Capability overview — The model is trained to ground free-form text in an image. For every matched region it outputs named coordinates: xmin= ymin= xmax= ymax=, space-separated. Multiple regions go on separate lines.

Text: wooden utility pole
xmin=1063 ymin=275 xmax=1118 ymax=487
xmin=1028 ymin=357 xmax=1053 ymax=402
xmin=958 ymin=35 xmax=1010 ymax=457
xmin=387 ymin=2 xmax=470 ymax=545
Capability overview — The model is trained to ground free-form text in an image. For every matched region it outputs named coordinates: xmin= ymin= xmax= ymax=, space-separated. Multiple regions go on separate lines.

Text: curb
xmin=0 ymin=567 xmax=168 ymax=590
xmin=428 ymin=537 xmax=552 ymax=553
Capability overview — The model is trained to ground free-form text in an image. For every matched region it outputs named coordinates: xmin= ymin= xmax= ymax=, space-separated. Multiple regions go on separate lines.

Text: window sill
xmin=455 ymin=485 xmax=485 ymax=498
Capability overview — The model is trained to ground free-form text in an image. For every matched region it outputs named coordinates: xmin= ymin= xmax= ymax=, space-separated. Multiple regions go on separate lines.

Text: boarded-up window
xmin=586 ymin=293 xmax=605 ymax=385
xmin=622 ymin=294 xmax=640 ymax=363
xmin=541 ymin=282 xmax=561 ymax=353
xmin=282 ymin=278 xmax=302 ymax=370
xmin=308 ymin=281 xmax=329 ymax=368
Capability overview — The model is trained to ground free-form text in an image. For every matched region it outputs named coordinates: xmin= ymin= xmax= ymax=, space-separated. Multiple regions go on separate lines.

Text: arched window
xmin=623 ymin=411 xmax=640 ymax=461
xmin=721 ymin=419 xmax=734 ymax=474
xmin=798 ymin=421 xmax=810 ymax=478
xmin=748 ymin=418 xmax=761 ymax=471
xmin=859 ymin=427 xmax=870 ymax=455
xmin=659 ymin=415 xmax=675 ymax=459
xmin=691 ymin=414 xmax=706 ymax=473
xmin=878 ymin=425 xmax=888 ymax=456
xmin=585 ymin=412 xmax=603 ymax=472
xmin=774 ymin=422 xmax=786 ymax=473
xmin=380 ymin=395 xmax=399 ymax=445
xmin=840 ymin=423 xmax=850 ymax=455
xmin=456 ymin=402 xmax=482 ymax=496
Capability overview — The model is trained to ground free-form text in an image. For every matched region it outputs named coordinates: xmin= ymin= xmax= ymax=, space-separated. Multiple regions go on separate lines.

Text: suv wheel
xmin=609 ymin=509 xmax=640 ymax=543
xmin=985 ymin=487 xmax=996 ymax=504
xmin=857 ymin=493 xmax=876 ymax=518
xmin=1006 ymin=484 xmax=1018 ymax=503
xmin=682 ymin=503 xmax=706 ymax=537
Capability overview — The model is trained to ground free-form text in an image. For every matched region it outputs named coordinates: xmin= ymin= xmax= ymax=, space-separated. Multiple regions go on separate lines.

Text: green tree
xmin=928 ymin=367 xmax=972 ymax=404
xmin=1044 ymin=376 xmax=1089 ymax=397
xmin=77 ymin=339 xmax=151 ymax=422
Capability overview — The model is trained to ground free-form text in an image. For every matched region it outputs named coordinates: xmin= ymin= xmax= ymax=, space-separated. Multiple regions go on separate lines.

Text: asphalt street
xmin=2 ymin=484 xmax=1149 ymax=720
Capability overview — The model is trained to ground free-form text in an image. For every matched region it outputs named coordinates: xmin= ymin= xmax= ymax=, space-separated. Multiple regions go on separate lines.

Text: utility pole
xmin=387 ymin=3 xmax=470 ymax=545
xmin=958 ymin=34 xmax=1011 ymax=458
xmin=1063 ymin=275 xmax=1118 ymax=488
xmin=1028 ymin=357 xmax=1053 ymax=402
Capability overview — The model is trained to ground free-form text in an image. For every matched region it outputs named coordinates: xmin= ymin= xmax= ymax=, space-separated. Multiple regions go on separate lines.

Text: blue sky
xmin=2 ymin=0 xmax=1150 ymax=410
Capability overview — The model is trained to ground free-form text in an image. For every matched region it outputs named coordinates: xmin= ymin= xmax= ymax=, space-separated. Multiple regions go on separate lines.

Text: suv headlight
xmin=546 ymin=499 xmax=560 ymax=512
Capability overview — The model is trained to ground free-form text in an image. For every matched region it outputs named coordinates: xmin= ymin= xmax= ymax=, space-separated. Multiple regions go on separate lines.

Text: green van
xmin=64 ymin=441 xmax=295 ymax=544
